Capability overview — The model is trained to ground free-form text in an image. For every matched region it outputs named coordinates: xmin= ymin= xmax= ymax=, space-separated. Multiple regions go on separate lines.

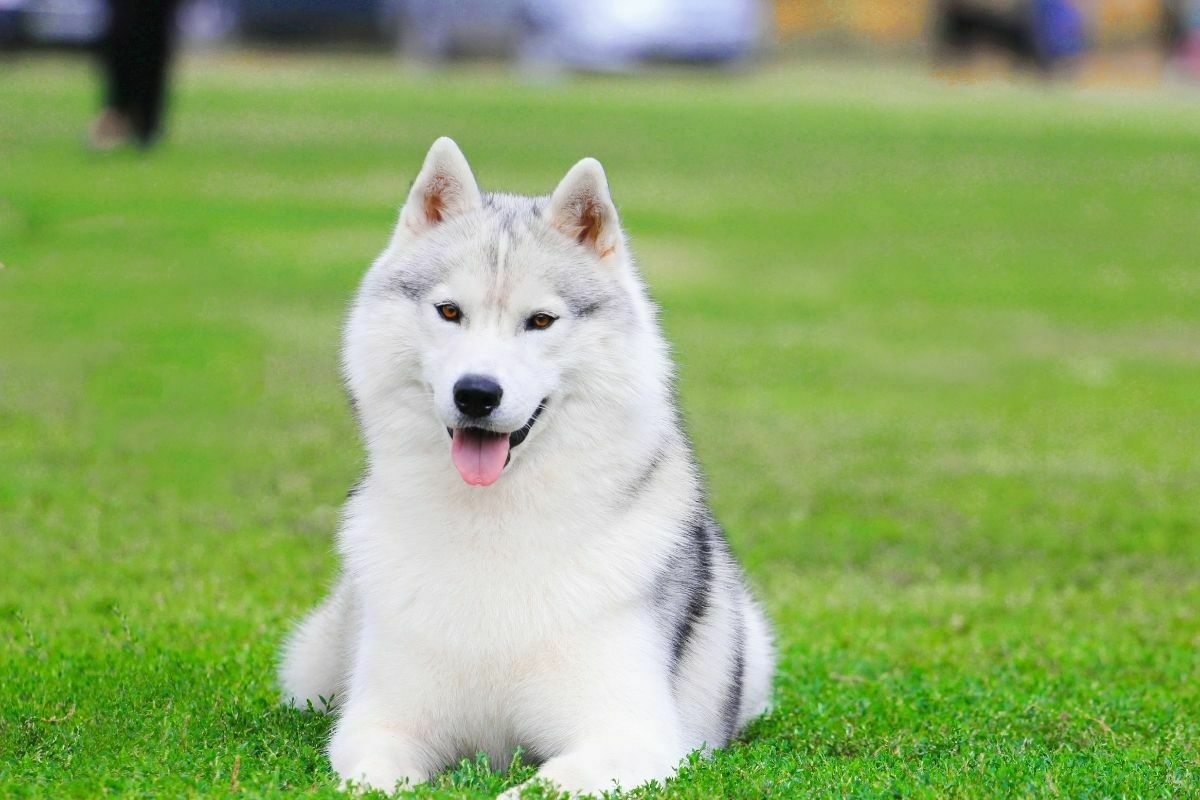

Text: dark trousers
xmin=936 ymin=1 xmax=1043 ymax=69
xmin=102 ymin=0 xmax=182 ymax=145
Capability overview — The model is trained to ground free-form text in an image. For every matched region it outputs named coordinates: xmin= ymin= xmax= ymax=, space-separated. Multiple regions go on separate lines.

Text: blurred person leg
xmin=1162 ymin=0 xmax=1186 ymax=55
xmin=935 ymin=1 xmax=1039 ymax=67
xmin=1163 ymin=0 xmax=1200 ymax=76
xmin=89 ymin=0 xmax=182 ymax=150
xmin=89 ymin=0 xmax=136 ymax=149
xmin=129 ymin=0 xmax=182 ymax=146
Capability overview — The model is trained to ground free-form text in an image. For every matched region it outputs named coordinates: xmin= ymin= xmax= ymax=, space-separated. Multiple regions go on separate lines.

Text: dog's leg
xmin=328 ymin=714 xmax=431 ymax=794
xmin=327 ymin=626 xmax=441 ymax=794
xmin=503 ymin=612 xmax=686 ymax=798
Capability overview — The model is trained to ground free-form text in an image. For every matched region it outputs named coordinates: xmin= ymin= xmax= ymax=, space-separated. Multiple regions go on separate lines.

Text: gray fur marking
xmin=383 ymin=270 xmax=439 ymax=301
xmin=623 ymin=442 xmax=669 ymax=505
xmin=720 ymin=614 xmax=746 ymax=746
xmin=661 ymin=518 xmax=714 ymax=678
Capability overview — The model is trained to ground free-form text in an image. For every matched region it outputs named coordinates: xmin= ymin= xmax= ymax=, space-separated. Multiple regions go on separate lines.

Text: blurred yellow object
xmin=847 ymin=0 xmax=930 ymax=41
xmin=1088 ymin=0 xmax=1163 ymax=46
xmin=773 ymin=0 xmax=1166 ymax=46
xmin=772 ymin=0 xmax=836 ymax=35
xmin=772 ymin=0 xmax=932 ymax=41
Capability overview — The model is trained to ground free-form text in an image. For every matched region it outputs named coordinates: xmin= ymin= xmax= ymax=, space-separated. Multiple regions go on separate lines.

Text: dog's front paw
xmin=497 ymin=758 xmax=619 ymax=799
xmin=339 ymin=755 xmax=425 ymax=794
xmin=330 ymin=721 xmax=431 ymax=795
xmin=496 ymin=777 xmax=573 ymax=800
xmin=499 ymin=748 xmax=677 ymax=799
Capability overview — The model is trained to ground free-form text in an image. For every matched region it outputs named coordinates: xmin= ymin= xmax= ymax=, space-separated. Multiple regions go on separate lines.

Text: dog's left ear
xmin=545 ymin=158 xmax=623 ymax=263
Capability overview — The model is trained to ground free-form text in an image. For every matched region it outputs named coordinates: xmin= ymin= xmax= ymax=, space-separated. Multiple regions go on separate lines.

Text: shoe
xmin=87 ymin=108 xmax=133 ymax=151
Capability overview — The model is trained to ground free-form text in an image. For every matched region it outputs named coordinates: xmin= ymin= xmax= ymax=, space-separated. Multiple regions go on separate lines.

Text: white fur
xmin=280 ymin=138 xmax=774 ymax=798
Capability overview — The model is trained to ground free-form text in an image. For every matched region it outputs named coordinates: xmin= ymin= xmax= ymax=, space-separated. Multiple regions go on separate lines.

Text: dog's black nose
xmin=454 ymin=374 xmax=503 ymax=418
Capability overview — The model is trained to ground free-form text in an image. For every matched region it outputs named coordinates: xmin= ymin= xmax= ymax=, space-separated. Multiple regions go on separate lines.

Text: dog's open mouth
xmin=448 ymin=402 xmax=546 ymax=487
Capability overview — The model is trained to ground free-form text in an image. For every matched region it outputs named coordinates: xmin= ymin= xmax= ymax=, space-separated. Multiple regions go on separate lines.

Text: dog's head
xmin=345 ymin=138 xmax=664 ymax=487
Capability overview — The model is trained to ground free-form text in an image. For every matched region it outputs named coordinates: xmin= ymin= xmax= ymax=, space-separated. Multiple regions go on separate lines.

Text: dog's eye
xmin=526 ymin=313 xmax=557 ymax=331
xmin=435 ymin=303 xmax=462 ymax=323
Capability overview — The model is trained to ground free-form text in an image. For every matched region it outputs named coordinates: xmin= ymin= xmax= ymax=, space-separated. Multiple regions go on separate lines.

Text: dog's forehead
xmin=481 ymin=191 xmax=545 ymax=224
xmin=378 ymin=192 xmax=620 ymax=317
xmin=439 ymin=197 xmax=609 ymax=309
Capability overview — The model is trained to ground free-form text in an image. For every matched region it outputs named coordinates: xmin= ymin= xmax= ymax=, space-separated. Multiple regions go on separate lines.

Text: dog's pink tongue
xmin=451 ymin=428 xmax=510 ymax=486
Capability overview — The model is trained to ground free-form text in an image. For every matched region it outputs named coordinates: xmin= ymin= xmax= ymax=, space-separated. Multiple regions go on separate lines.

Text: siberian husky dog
xmin=279 ymin=138 xmax=774 ymax=797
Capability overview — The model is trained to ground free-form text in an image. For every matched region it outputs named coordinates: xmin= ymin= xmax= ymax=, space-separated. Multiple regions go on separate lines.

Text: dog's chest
xmin=367 ymin=537 xmax=620 ymax=649
xmin=348 ymin=490 xmax=665 ymax=670
xmin=355 ymin=534 xmax=618 ymax=753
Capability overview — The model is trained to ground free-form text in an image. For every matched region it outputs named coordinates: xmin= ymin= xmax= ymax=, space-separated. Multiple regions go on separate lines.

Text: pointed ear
xmin=544 ymin=158 xmax=623 ymax=261
xmin=398 ymin=137 xmax=482 ymax=235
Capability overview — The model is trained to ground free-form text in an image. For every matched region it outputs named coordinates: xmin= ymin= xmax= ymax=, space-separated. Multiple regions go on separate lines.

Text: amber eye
xmin=435 ymin=303 xmax=461 ymax=323
xmin=527 ymin=313 xmax=557 ymax=331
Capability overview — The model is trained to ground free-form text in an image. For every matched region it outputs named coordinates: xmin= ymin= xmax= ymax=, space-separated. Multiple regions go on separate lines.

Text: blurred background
xmin=1 ymin=0 xmax=1199 ymax=79
xmin=2 ymin=0 xmax=1200 ymax=75
xmin=2 ymin=1 xmax=1199 ymax=798
xmin=4 ymin=0 xmax=1200 ymax=152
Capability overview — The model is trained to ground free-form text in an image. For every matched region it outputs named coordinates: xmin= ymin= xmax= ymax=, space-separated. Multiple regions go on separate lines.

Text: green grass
xmin=2 ymin=54 xmax=1199 ymax=798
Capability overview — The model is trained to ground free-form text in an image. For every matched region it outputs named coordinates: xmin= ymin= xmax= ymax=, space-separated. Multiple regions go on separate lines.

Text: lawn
xmin=1 ymin=54 xmax=1198 ymax=798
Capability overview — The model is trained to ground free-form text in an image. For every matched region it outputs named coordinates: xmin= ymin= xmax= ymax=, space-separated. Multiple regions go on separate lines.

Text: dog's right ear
xmin=397 ymin=137 xmax=482 ymax=236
